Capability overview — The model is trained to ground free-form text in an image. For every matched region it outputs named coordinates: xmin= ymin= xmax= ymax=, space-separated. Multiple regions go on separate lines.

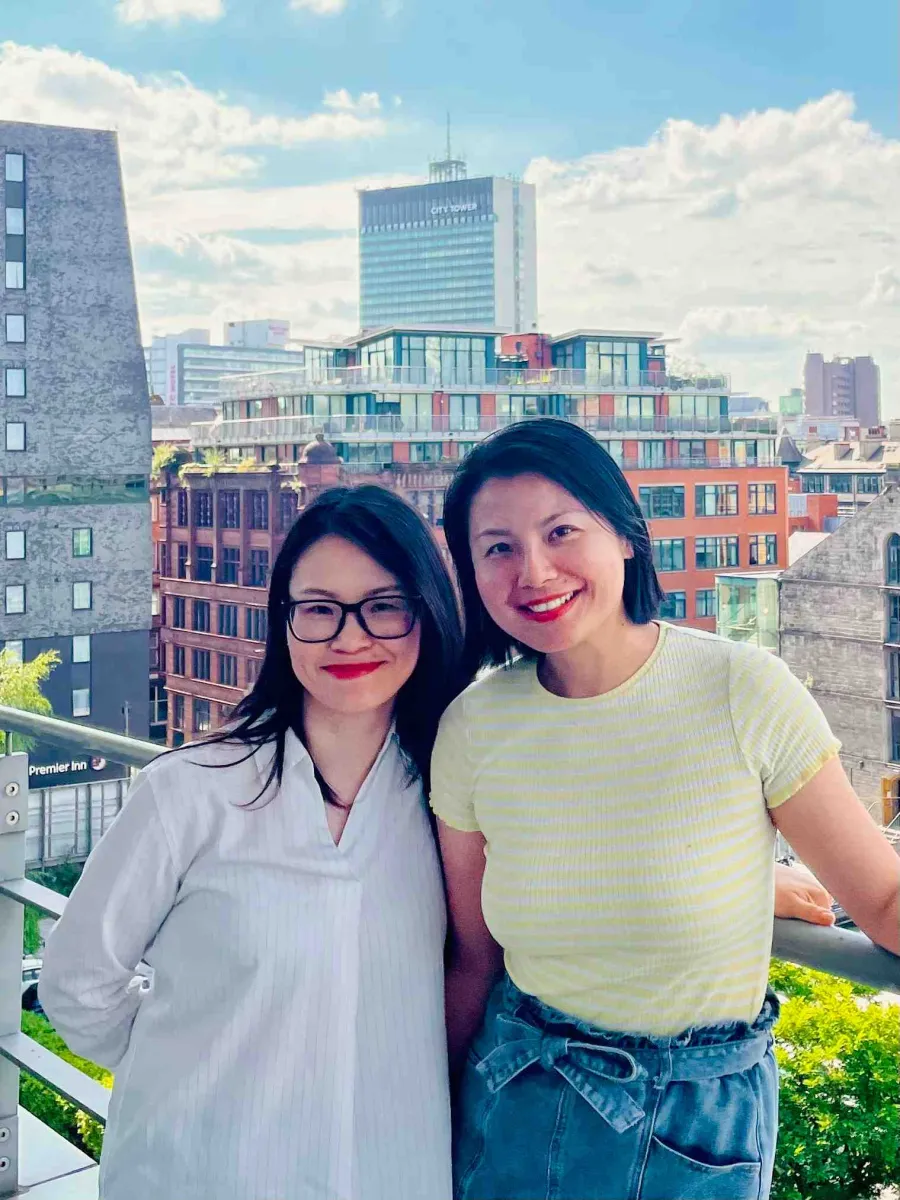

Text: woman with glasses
xmin=40 ymin=485 xmax=464 ymax=1200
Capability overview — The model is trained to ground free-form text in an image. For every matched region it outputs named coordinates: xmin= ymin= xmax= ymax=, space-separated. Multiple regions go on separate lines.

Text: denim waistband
xmin=472 ymin=976 xmax=779 ymax=1135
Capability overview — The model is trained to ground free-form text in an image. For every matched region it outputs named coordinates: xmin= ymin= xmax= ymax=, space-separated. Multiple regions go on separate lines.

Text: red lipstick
xmin=321 ymin=663 xmax=385 ymax=680
xmin=517 ymin=591 xmax=581 ymax=624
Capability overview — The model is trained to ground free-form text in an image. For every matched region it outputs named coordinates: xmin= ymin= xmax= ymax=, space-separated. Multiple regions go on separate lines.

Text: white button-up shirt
xmin=39 ymin=731 xmax=451 ymax=1200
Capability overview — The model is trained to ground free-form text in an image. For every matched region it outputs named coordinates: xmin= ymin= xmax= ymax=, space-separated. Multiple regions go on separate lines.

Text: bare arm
xmin=771 ymin=756 xmax=900 ymax=954
xmin=437 ymin=820 xmax=504 ymax=1077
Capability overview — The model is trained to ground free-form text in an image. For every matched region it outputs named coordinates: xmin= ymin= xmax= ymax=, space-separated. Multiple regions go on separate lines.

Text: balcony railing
xmin=191 ymin=411 xmax=778 ymax=449
xmin=0 ymin=704 xmax=897 ymax=1197
xmin=216 ymin=364 xmax=732 ymax=400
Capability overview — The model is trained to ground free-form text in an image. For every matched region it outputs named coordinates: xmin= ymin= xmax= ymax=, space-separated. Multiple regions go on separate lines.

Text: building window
xmin=192 ymin=648 xmax=211 ymax=681
xmin=176 ymin=489 xmax=189 ymax=527
xmin=246 ymin=606 xmax=268 ymax=641
xmin=5 ymin=208 xmax=23 ymax=236
xmin=177 ymin=543 xmax=189 ymax=579
xmin=72 ymin=635 xmax=91 ymax=663
xmin=71 ymin=688 xmax=91 ymax=718
xmin=748 ymin=534 xmax=778 ymax=567
xmin=695 ymin=536 xmax=739 ymax=569
xmin=800 ymin=474 xmax=825 ymax=493
xmin=246 ymin=656 xmax=262 ymax=685
xmin=4 ymin=584 xmax=25 ymax=614
xmin=638 ymin=486 xmax=684 ymax=520
xmin=5 ymin=422 xmax=25 ymax=451
xmin=279 ymin=490 xmax=298 ymax=532
xmin=172 ymin=596 xmax=187 ymax=628
xmin=4 ymin=530 xmax=24 ymax=559
xmin=159 ymin=543 xmax=169 ymax=577
xmin=219 ymin=490 xmax=240 ymax=529
xmin=748 ymin=483 xmax=777 ymax=515
xmin=218 ymin=546 xmax=240 ymax=585
xmin=218 ymin=653 xmax=238 ymax=687
xmin=888 ymin=595 xmax=900 ymax=644
xmin=659 ymin=591 xmax=686 ymax=620
xmin=892 ymin=711 xmax=900 ymax=764
xmin=651 ymin=538 xmax=685 ymax=573
xmin=696 ymin=589 xmax=718 ymax=619
xmin=248 ymin=491 xmax=269 ymax=530
xmin=172 ymin=645 xmax=186 ymax=675
xmin=72 ymin=581 xmax=92 ymax=610
xmin=5 ymin=153 xmax=24 ymax=182
xmin=194 ymin=544 xmax=213 ymax=582
xmin=193 ymin=698 xmax=211 ymax=734
xmin=887 ymin=535 xmax=900 ymax=586
xmin=2 ymin=640 xmax=23 ymax=663
xmin=410 ymin=442 xmax=443 ymax=463
xmin=695 ymin=484 xmax=738 ymax=517
xmin=888 ymin=651 xmax=900 ymax=702
xmin=172 ymin=692 xmax=186 ymax=729
xmin=5 ymin=368 xmax=25 ymax=397
xmin=218 ymin=603 xmax=238 ymax=637
xmin=193 ymin=491 xmax=213 ymax=528
xmin=192 ymin=599 xmax=211 ymax=633
xmin=5 ymin=262 xmax=24 ymax=290
xmin=5 ymin=314 xmax=24 ymax=343
xmin=829 ymin=475 xmax=852 ymax=494
xmin=248 ymin=549 xmax=269 ymax=588
xmin=856 ymin=475 xmax=881 ymax=495
xmin=72 ymin=528 xmax=93 ymax=557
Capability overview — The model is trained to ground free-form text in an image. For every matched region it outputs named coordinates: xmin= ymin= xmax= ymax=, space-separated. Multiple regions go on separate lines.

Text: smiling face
xmin=287 ymin=535 xmax=421 ymax=717
xmin=469 ymin=473 xmax=634 ymax=656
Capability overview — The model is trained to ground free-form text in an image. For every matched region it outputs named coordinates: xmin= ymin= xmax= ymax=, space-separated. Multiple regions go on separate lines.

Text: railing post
xmin=0 ymin=753 xmax=26 ymax=1197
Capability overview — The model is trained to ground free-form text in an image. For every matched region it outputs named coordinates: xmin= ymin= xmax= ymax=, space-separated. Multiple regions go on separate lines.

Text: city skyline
xmin=0 ymin=0 xmax=897 ymax=405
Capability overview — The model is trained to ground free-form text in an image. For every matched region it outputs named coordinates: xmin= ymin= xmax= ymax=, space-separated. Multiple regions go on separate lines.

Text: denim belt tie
xmin=474 ymin=1013 xmax=647 ymax=1134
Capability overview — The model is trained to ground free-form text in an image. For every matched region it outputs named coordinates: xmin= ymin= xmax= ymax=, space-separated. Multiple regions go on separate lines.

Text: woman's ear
xmin=620 ymin=538 xmax=635 ymax=560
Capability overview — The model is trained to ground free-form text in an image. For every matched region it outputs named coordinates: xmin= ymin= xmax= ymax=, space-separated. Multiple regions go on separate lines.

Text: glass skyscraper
xmin=358 ymin=161 xmax=537 ymax=332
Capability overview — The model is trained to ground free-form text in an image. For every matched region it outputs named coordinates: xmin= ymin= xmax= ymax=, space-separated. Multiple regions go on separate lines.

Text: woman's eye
xmin=306 ymin=604 xmax=335 ymax=616
xmin=550 ymin=525 xmax=577 ymax=541
xmin=369 ymin=599 xmax=405 ymax=614
xmin=484 ymin=542 xmax=511 ymax=558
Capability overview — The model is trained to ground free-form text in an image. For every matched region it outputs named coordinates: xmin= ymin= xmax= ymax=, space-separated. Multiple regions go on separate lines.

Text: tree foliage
xmin=151 ymin=442 xmax=183 ymax=477
xmin=20 ymin=1011 xmax=110 ymax=1160
xmin=770 ymin=960 xmax=900 ymax=1200
xmin=0 ymin=647 xmax=60 ymax=752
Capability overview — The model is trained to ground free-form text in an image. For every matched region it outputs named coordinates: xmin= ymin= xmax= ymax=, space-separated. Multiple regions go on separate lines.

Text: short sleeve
xmin=429 ymin=695 xmax=481 ymax=833
xmin=728 ymin=644 xmax=841 ymax=810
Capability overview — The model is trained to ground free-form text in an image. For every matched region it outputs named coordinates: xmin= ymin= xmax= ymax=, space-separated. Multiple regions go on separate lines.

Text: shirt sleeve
xmin=429 ymin=695 xmax=481 ymax=833
xmin=38 ymin=767 xmax=181 ymax=1070
xmin=728 ymin=644 xmax=842 ymax=810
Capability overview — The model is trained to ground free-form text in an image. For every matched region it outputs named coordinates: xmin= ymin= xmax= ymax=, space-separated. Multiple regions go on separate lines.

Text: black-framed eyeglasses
xmin=286 ymin=595 xmax=419 ymax=643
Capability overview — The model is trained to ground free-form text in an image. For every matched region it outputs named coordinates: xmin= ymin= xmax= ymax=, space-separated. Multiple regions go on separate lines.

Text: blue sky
xmin=2 ymin=0 xmax=898 ymax=402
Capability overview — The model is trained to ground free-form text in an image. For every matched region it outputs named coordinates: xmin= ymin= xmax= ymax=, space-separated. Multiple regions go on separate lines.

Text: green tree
xmin=0 ymin=647 xmax=60 ymax=754
xmin=771 ymin=960 xmax=900 ymax=1200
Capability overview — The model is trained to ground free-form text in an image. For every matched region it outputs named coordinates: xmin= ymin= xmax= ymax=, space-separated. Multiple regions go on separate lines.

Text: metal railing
xmin=0 ymin=707 xmax=898 ymax=1196
xmin=191 ymin=411 xmax=779 ymax=449
xmin=217 ymin=364 xmax=732 ymax=400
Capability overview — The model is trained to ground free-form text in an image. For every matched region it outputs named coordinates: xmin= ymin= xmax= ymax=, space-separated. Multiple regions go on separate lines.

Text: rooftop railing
xmin=216 ymin=365 xmax=731 ymax=400
xmin=191 ymin=411 xmax=778 ymax=448
xmin=0 ymin=705 xmax=897 ymax=1197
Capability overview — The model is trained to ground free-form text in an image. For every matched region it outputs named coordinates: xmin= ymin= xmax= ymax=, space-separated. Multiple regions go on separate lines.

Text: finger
xmin=793 ymin=898 xmax=836 ymax=926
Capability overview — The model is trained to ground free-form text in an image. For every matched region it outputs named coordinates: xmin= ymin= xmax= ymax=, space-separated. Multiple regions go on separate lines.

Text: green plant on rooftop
xmin=20 ymin=1011 xmax=109 ymax=1160
xmin=151 ymin=442 xmax=181 ymax=477
xmin=770 ymin=960 xmax=899 ymax=1200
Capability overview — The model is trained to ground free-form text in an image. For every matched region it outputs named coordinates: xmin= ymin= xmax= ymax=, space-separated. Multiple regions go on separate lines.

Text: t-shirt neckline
xmin=529 ymin=621 xmax=670 ymax=705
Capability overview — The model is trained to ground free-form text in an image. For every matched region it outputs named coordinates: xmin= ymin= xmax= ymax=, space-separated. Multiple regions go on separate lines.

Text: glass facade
xmin=716 ymin=575 xmax=780 ymax=653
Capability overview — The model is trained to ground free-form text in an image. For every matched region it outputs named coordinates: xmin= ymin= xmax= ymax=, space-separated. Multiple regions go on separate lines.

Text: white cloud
xmin=289 ymin=0 xmax=347 ymax=15
xmin=528 ymin=92 xmax=900 ymax=406
xmin=116 ymin=0 xmax=224 ymax=24
xmin=324 ymin=88 xmax=381 ymax=115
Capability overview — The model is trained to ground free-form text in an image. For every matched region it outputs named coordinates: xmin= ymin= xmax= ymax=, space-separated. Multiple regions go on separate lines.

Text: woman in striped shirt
xmin=41 ymin=485 xmax=465 ymax=1200
xmin=433 ymin=418 xmax=900 ymax=1200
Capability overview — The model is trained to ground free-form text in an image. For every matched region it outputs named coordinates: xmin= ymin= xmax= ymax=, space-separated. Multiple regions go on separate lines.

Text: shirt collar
xmin=280 ymin=723 xmax=398 ymax=778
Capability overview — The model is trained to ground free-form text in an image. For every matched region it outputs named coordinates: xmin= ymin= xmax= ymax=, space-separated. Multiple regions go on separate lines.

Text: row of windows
xmin=651 ymin=534 xmax=778 ymax=572
xmin=175 ymin=488 xmax=288 ymax=532
xmin=169 ymin=598 xmax=269 ymax=642
xmin=2 ymin=634 xmax=92 ymax=665
xmin=800 ymin=473 xmax=882 ymax=495
xmin=167 ymin=646 xmax=242 ymax=688
xmin=4 ymin=581 xmax=93 ymax=615
xmin=659 ymin=590 xmax=718 ymax=621
xmin=5 ymin=152 xmax=25 ymax=290
xmin=170 ymin=694 xmax=244 ymax=738
xmin=638 ymin=483 xmax=777 ymax=519
xmin=0 ymin=475 xmax=148 ymax=507
xmin=4 ymin=527 xmax=92 ymax=560
xmin=164 ymin=544 xmax=270 ymax=587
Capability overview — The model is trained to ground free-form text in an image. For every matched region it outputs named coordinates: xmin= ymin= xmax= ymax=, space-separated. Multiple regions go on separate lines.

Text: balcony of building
xmin=0 ymin=705 xmax=897 ymax=1198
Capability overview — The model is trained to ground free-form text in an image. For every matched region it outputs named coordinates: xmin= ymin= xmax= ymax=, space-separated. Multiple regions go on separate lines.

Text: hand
xmin=774 ymin=862 xmax=835 ymax=926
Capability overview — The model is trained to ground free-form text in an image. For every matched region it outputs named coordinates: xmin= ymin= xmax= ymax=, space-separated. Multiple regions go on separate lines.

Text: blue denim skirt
xmin=453 ymin=975 xmax=780 ymax=1200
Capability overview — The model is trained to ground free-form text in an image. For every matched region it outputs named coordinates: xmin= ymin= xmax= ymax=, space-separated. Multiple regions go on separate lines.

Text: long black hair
xmin=200 ymin=485 xmax=465 ymax=802
xmin=443 ymin=418 xmax=665 ymax=674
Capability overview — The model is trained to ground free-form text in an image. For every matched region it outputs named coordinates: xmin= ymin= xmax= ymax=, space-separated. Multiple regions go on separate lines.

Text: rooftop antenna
xmin=429 ymin=112 xmax=467 ymax=183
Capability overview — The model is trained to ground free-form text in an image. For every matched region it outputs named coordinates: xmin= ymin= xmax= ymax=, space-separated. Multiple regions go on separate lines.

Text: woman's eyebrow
xmin=292 ymin=584 xmax=401 ymax=598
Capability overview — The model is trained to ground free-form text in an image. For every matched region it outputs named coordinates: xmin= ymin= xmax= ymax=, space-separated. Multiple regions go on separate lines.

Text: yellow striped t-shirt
xmin=430 ymin=623 xmax=840 ymax=1035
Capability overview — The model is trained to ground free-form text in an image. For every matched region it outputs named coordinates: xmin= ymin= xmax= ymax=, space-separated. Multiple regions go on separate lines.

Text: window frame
xmin=71 ymin=688 xmax=91 ymax=718
xmin=72 ymin=581 xmax=93 ymax=611
xmin=72 ymin=634 xmax=91 ymax=664
xmin=4 ymin=584 xmax=25 ymax=615
xmin=5 ymin=367 xmax=25 ymax=398
xmin=748 ymin=483 xmax=777 ymax=516
xmin=72 ymin=527 xmax=93 ymax=558
xmin=5 ymin=314 xmax=24 ymax=343
xmin=4 ymin=529 xmax=25 ymax=560
xmin=651 ymin=538 xmax=686 ymax=573
xmin=5 ymin=421 xmax=25 ymax=452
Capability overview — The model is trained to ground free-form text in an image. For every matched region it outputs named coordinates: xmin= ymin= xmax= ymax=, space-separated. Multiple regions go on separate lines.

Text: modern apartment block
xmin=182 ymin=325 xmax=788 ymax=638
xmin=804 ymin=353 xmax=881 ymax=428
xmin=359 ymin=156 xmax=537 ymax=332
xmin=0 ymin=121 xmax=152 ymax=775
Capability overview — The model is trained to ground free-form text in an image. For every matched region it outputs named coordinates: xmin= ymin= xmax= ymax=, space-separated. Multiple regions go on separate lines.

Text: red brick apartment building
xmin=154 ymin=324 xmax=790 ymax=744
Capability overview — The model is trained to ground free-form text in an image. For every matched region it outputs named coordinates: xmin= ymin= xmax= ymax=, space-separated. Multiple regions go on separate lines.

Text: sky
xmin=2 ymin=0 xmax=898 ymax=405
